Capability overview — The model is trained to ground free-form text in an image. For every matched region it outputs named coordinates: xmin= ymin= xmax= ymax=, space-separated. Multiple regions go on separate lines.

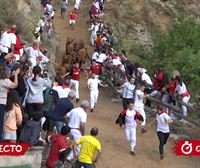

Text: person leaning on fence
xmin=46 ymin=126 xmax=72 ymax=168
xmin=73 ymin=127 xmax=102 ymax=168
xmin=174 ymin=75 xmax=190 ymax=117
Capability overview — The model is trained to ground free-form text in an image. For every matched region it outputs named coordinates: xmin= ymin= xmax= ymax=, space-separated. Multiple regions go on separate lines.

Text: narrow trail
xmin=53 ymin=1 xmax=199 ymax=168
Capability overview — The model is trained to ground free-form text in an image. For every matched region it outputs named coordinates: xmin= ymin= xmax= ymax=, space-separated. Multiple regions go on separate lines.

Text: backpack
xmin=42 ymin=88 xmax=59 ymax=115
xmin=19 ymin=120 xmax=40 ymax=145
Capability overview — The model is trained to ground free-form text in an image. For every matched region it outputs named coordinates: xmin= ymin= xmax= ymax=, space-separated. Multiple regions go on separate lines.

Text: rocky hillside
xmin=104 ymin=0 xmax=200 ymax=52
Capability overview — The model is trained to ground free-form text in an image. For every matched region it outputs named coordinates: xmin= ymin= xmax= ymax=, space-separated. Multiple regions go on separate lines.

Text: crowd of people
xmin=0 ymin=0 xmax=199 ymax=167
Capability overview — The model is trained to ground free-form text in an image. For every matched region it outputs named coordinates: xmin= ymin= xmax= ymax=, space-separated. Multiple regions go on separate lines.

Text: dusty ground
xmin=53 ymin=1 xmax=200 ymax=168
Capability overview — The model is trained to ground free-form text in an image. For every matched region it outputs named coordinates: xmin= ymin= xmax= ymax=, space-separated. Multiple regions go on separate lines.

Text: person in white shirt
xmin=87 ymin=73 xmax=107 ymax=112
xmin=134 ymin=84 xmax=149 ymax=133
xmin=156 ymin=106 xmax=173 ymax=160
xmin=88 ymin=21 xmax=99 ymax=46
xmin=117 ymin=103 xmax=143 ymax=156
xmin=120 ymin=77 xmax=135 ymax=110
xmin=53 ymin=77 xmax=71 ymax=98
xmin=45 ymin=1 xmax=54 ymax=18
xmin=24 ymin=42 xmax=46 ymax=70
xmin=24 ymin=42 xmax=57 ymax=70
xmin=96 ymin=50 xmax=107 ymax=64
xmin=174 ymin=76 xmax=190 ymax=117
xmin=0 ymin=25 xmax=17 ymax=55
xmin=91 ymin=49 xmax=99 ymax=61
xmin=74 ymin=0 xmax=81 ymax=10
xmin=66 ymin=100 xmax=89 ymax=161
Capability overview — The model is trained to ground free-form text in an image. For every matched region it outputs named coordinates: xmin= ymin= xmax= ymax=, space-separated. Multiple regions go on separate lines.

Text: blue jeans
xmin=54 ymin=121 xmax=65 ymax=133
xmin=75 ymin=160 xmax=95 ymax=168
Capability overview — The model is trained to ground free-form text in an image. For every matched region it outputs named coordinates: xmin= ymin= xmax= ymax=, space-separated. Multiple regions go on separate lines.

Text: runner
xmin=156 ymin=106 xmax=173 ymax=160
xmin=87 ymin=73 xmax=107 ymax=112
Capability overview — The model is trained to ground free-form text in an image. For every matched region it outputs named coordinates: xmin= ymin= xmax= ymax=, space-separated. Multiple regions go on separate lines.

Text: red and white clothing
xmin=175 ymin=82 xmax=190 ymax=116
xmin=125 ymin=109 xmax=137 ymax=152
xmin=53 ymin=85 xmax=71 ymax=98
xmin=14 ymin=35 xmax=24 ymax=61
xmin=141 ymin=72 xmax=153 ymax=85
xmin=119 ymin=109 xmax=141 ymax=153
xmin=87 ymin=78 xmax=101 ymax=109
xmin=96 ymin=53 xmax=107 ymax=64
xmin=90 ymin=63 xmax=102 ymax=77
xmin=70 ymin=68 xmax=81 ymax=99
xmin=24 ymin=46 xmax=49 ymax=69
xmin=134 ymin=89 xmax=146 ymax=127
xmin=69 ymin=12 xmax=77 ymax=25
xmin=0 ymin=31 xmax=16 ymax=54
xmin=46 ymin=134 xmax=68 ymax=168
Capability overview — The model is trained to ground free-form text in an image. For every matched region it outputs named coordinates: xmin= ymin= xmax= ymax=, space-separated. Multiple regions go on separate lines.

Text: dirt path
xmin=53 ymin=1 xmax=199 ymax=168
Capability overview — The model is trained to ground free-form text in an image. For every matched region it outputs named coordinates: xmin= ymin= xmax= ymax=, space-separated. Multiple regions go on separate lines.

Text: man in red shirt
xmin=69 ymin=10 xmax=78 ymax=30
xmin=89 ymin=59 xmax=102 ymax=79
xmin=69 ymin=62 xmax=81 ymax=102
xmin=46 ymin=126 xmax=71 ymax=168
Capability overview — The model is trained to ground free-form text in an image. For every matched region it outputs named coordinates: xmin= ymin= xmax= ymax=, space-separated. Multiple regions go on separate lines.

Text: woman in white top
xmin=174 ymin=76 xmax=190 ymax=117
xmin=156 ymin=106 xmax=173 ymax=160
xmin=134 ymin=84 xmax=148 ymax=132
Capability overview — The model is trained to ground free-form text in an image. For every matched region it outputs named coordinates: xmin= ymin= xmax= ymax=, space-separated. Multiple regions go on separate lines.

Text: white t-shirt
xmin=141 ymin=73 xmax=153 ymax=85
xmin=96 ymin=53 xmax=107 ymax=63
xmin=122 ymin=82 xmax=135 ymax=99
xmin=0 ymin=31 xmax=16 ymax=53
xmin=175 ymin=82 xmax=187 ymax=95
xmin=87 ymin=78 xmax=101 ymax=92
xmin=67 ymin=107 xmax=87 ymax=129
xmin=134 ymin=89 xmax=144 ymax=108
xmin=92 ymin=51 xmax=99 ymax=61
xmin=125 ymin=109 xmax=137 ymax=128
xmin=156 ymin=113 xmax=171 ymax=133
xmin=53 ymin=85 xmax=71 ymax=98
xmin=25 ymin=47 xmax=42 ymax=59
xmin=0 ymin=79 xmax=15 ymax=105
xmin=46 ymin=4 xmax=53 ymax=14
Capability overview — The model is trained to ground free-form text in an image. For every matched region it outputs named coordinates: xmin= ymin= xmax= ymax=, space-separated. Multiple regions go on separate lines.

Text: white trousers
xmin=67 ymin=129 xmax=82 ymax=161
xmin=125 ymin=127 xmax=136 ymax=152
xmin=182 ymin=96 xmax=190 ymax=117
xmin=70 ymin=79 xmax=79 ymax=99
xmin=28 ymin=58 xmax=37 ymax=70
xmin=134 ymin=106 xmax=146 ymax=127
xmin=90 ymin=90 xmax=99 ymax=109
xmin=90 ymin=33 xmax=95 ymax=46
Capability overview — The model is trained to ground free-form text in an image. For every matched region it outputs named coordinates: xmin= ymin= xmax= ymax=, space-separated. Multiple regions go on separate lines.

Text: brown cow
xmin=77 ymin=48 xmax=89 ymax=65
xmin=74 ymin=39 xmax=84 ymax=52
xmin=66 ymin=37 xmax=75 ymax=55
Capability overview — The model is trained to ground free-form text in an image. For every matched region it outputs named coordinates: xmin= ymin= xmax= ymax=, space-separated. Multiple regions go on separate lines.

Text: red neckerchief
xmin=7 ymin=29 xmax=15 ymax=34
xmin=158 ymin=111 xmax=165 ymax=115
xmin=62 ymin=85 xmax=70 ymax=89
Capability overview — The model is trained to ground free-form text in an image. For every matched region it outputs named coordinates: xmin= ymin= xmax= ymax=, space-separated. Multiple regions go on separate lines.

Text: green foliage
xmin=150 ymin=17 xmax=200 ymax=97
